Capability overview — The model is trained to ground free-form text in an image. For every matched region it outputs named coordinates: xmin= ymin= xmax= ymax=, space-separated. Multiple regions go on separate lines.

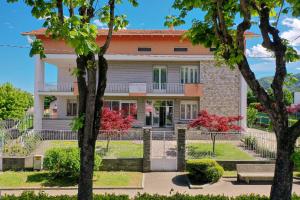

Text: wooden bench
xmin=237 ymin=164 xmax=275 ymax=183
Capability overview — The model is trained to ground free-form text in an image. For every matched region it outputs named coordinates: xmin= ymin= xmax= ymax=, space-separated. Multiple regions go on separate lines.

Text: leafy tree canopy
xmin=165 ymin=0 xmax=300 ymax=68
xmin=0 ymin=83 xmax=33 ymax=120
xmin=7 ymin=0 xmax=138 ymax=57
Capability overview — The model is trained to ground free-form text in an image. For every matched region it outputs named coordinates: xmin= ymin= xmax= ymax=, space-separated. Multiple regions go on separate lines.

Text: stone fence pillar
xmin=177 ymin=128 xmax=186 ymax=171
xmin=143 ymin=127 xmax=152 ymax=172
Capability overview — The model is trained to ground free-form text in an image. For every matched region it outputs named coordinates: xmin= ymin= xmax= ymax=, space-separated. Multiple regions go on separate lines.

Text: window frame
xmin=104 ymin=100 xmax=138 ymax=119
xmin=180 ymin=66 xmax=199 ymax=84
xmin=66 ymin=99 xmax=78 ymax=116
xmin=180 ymin=101 xmax=199 ymax=120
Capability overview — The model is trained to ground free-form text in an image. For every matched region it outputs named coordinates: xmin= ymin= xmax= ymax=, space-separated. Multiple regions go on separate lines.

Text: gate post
xmin=177 ymin=128 xmax=186 ymax=171
xmin=143 ymin=127 xmax=152 ymax=172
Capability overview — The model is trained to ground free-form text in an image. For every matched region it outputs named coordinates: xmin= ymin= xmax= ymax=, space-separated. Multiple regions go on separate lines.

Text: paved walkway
xmin=2 ymin=172 xmax=300 ymax=197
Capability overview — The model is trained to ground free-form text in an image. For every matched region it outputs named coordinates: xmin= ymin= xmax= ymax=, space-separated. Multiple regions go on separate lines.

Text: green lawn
xmin=0 ymin=171 xmax=143 ymax=188
xmin=187 ymin=142 xmax=255 ymax=160
xmin=51 ymin=140 xmax=143 ymax=158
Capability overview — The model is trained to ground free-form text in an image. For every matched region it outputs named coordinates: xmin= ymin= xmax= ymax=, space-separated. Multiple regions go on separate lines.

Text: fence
xmin=185 ymin=130 xmax=277 ymax=160
xmin=15 ymin=129 xmax=144 ymax=159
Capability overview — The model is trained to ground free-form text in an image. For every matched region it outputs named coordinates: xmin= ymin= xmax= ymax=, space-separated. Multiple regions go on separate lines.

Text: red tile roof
xmin=22 ymin=28 xmax=259 ymax=37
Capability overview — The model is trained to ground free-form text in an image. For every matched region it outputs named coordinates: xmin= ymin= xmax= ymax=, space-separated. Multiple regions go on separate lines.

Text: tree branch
xmin=57 ymin=0 xmax=64 ymax=23
xmin=99 ymin=0 xmax=115 ymax=55
xmin=69 ymin=0 xmax=74 ymax=17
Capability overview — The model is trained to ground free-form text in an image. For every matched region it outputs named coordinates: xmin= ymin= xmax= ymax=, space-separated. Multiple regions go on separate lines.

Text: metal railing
xmin=39 ymin=82 xmax=74 ymax=92
xmin=148 ymin=83 xmax=184 ymax=94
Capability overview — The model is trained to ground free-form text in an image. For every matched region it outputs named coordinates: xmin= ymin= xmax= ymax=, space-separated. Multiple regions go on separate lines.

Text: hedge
xmin=186 ymin=159 xmax=224 ymax=183
xmin=4 ymin=192 xmax=300 ymax=200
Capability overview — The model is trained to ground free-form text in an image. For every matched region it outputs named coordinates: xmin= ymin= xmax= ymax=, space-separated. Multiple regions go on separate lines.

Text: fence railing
xmin=39 ymin=82 xmax=74 ymax=92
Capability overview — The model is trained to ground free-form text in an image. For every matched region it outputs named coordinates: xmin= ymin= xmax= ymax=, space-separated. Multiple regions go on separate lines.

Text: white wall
xmin=295 ymin=92 xmax=300 ymax=104
xmin=58 ymin=66 xmax=75 ymax=84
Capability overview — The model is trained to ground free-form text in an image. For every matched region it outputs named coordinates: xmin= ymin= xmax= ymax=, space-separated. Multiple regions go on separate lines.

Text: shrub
xmin=186 ymin=159 xmax=224 ymax=183
xmin=292 ymin=151 xmax=300 ymax=171
xmin=44 ymin=147 xmax=101 ymax=179
xmin=247 ymin=107 xmax=258 ymax=127
xmin=1 ymin=192 xmax=277 ymax=200
xmin=243 ymin=136 xmax=257 ymax=148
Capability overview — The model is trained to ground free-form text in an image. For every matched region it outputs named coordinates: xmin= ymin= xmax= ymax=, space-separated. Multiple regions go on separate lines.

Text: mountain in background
xmin=258 ymin=73 xmax=300 ymax=92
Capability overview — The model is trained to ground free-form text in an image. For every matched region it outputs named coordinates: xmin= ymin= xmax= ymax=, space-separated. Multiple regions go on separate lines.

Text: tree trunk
xmin=270 ymin=130 xmax=295 ymax=200
xmin=77 ymin=54 xmax=98 ymax=200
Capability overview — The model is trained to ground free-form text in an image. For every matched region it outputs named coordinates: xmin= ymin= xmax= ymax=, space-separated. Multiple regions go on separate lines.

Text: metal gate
xmin=150 ymin=131 xmax=177 ymax=171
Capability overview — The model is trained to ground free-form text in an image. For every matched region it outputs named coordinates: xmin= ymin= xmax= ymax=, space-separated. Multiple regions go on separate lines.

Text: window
xmin=174 ymin=47 xmax=188 ymax=52
xmin=138 ymin=47 xmax=151 ymax=52
xmin=180 ymin=101 xmax=198 ymax=120
xmin=180 ymin=66 xmax=199 ymax=84
xmin=67 ymin=100 xmax=77 ymax=116
xmin=104 ymin=100 xmax=137 ymax=119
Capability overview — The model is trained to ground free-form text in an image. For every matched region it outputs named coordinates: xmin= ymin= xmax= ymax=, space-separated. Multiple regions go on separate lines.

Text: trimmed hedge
xmin=44 ymin=147 xmax=102 ymax=178
xmin=186 ymin=159 xmax=224 ymax=183
xmin=4 ymin=192 xmax=300 ymax=200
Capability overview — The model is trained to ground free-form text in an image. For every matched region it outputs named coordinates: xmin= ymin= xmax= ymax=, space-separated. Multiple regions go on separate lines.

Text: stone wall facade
xmin=199 ymin=61 xmax=241 ymax=117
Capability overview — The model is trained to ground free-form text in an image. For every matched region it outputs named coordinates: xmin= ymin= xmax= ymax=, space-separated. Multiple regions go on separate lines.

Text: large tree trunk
xmin=77 ymin=54 xmax=98 ymax=200
xmin=270 ymin=129 xmax=295 ymax=200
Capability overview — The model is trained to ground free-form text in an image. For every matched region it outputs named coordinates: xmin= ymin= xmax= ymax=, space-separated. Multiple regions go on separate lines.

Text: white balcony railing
xmin=39 ymin=82 xmax=188 ymax=94
xmin=39 ymin=82 xmax=74 ymax=92
xmin=105 ymin=83 xmax=185 ymax=94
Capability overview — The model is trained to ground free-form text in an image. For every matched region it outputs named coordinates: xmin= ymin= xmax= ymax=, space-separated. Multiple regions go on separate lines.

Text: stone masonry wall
xmin=200 ymin=61 xmax=241 ymax=116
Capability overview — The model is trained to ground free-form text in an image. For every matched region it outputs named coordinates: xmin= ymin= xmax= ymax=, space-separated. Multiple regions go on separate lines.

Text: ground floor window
xmin=180 ymin=101 xmax=198 ymax=120
xmin=145 ymin=100 xmax=173 ymax=127
xmin=104 ymin=100 xmax=137 ymax=119
xmin=66 ymin=100 xmax=77 ymax=116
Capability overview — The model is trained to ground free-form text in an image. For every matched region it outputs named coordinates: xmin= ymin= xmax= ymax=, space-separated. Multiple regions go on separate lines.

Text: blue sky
xmin=0 ymin=1 xmax=299 ymax=93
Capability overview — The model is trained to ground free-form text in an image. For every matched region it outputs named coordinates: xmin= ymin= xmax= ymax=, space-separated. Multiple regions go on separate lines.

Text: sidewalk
xmin=2 ymin=172 xmax=300 ymax=197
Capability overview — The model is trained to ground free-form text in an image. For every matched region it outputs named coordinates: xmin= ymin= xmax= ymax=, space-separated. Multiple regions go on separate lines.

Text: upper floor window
xmin=138 ymin=47 xmax=152 ymax=52
xmin=67 ymin=100 xmax=77 ymax=116
xmin=180 ymin=66 xmax=199 ymax=84
xmin=174 ymin=47 xmax=188 ymax=52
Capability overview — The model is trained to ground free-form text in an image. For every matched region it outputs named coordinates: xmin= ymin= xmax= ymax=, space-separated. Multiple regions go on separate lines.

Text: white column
xmin=240 ymin=74 xmax=247 ymax=130
xmin=34 ymin=56 xmax=45 ymax=130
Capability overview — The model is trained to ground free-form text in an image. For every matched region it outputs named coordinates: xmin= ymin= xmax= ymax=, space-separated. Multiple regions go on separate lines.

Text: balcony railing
xmin=104 ymin=83 xmax=185 ymax=94
xmin=39 ymin=82 xmax=201 ymax=96
xmin=39 ymin=82 xmax=74 ymax=92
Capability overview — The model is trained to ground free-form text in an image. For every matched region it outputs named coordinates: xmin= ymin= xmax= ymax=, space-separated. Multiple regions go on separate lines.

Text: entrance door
xmin=145 ymin=100 xmax=173 ymax=128
xmin=153 ymin=66 xmax=167 ymax=91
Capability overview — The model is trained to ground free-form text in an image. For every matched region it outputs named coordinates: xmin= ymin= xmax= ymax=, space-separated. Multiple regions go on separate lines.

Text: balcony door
xmin=153 ymin=66 xmax=167 ymax=91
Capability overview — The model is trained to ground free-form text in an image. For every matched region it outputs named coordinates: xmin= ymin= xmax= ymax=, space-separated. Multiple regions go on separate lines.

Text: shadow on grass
xmin=26 ymin=172 xmax=78 ymax=187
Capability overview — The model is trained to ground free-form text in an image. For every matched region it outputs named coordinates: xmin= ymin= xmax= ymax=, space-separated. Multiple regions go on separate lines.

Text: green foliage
xmin=3 ymin=134 xmax=41 ymax=156
xmin=44 ymin=96 xmax=56 ymax=109
xmin=186 ymin=159 xmax=224 ymax=183
xmin=29 ymin=39 xmax=46 ymax=58
xmin=7 ymin=0 xmax=139 ymax=57
xmin=247 ymin=107 xmax=258 ymax=127
xmin=247 ymin=90 xmax=258 ymax=105
xmin=267 ymin=88 xmax=294 ymax=106
xmin=44 ymin=147 xmax=102 ymax=179
xmin=1 ymin=191 xmax=280 ymax=200
xmin=166 ymin=0 xmax=300 ymax=69
xmin=243 ymin=136 xmax=257 ymax=147
xmin=0 ymin=83 xmax=33 ymax=120
xmin=292 ymin=151 xmax=300 ymax=171
xmin=70 ymin=115 xmax=84 ymax=131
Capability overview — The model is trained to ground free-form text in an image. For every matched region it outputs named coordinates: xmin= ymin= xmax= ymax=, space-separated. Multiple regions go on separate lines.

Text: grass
xmin=0 ymin=171 xmax=143 ymax=188
xmin=187 ymin=142 xmax=255 ymax=160
xmin=223 ymin=171 xmax=237 ymax=177
xmin=51 ymin=141 xmax=143 ymax=158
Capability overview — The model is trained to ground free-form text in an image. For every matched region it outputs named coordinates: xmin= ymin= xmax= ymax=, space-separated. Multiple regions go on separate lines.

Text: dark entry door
xmin=159 ymin=106 xmax=166 ymax=127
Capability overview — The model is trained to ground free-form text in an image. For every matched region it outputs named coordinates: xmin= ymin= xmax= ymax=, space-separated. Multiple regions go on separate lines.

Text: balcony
xmin=40 ymin=82 xmax=203 ymax=97
xmin=38 ymin=82 xmax=74 ymax=94
xmin=104 ymin=82 xmax=203 ymax=97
